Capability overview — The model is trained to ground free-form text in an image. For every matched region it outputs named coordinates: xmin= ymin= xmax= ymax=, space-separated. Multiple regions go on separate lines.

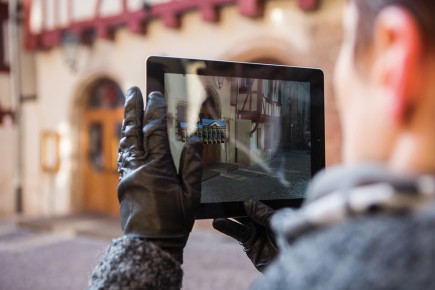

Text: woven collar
xmin=271 ymin=163 xmax=435 ymax=244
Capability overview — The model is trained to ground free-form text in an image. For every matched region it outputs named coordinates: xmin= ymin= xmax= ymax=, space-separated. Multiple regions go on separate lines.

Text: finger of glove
xmin=213 ymin=218 xmax=251 ymax=243
xmin=179 ymin=136 xmax=203 ymax=212
xmin=118 ymin=87 xmax=145 ymax=179
xmin=244 ymin=200 xmax=275 ymax=227
xmin=119 ymin=87 xmax=144 ymax=153
xmin=234 ymin=217 xmax=251 ymax=225
xmin=142 ymin=92 xmax=172 ymax=161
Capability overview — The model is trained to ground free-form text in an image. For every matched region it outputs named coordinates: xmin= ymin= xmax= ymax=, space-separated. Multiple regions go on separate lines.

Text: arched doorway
xmin=80 ymin=78 xmax=125 ymax=216
xmin=201 ymin=87 xmax=221 ymax=166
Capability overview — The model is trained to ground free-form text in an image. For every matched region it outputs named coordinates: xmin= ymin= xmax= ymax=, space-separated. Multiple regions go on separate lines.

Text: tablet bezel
xmin=146 ymin=55 xmax=325 ymax=219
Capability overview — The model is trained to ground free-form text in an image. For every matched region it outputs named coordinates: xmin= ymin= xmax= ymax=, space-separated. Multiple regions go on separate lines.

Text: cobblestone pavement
xmin=202 ymin=150 xmax=310 ymax=203
xmin=0 ymin=216 xmax=259 ymax=290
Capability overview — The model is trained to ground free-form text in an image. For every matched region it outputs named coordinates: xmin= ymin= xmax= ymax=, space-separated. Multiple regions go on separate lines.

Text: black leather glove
xmin=212 ymin=200 xmax=278 ymax=272
xmin=117 ymin=87 xmax=203 ymax=264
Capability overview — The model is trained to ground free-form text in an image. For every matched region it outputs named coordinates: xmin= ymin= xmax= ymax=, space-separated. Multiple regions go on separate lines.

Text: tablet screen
xmin=146 ymin=56 xmax=325 ymax=218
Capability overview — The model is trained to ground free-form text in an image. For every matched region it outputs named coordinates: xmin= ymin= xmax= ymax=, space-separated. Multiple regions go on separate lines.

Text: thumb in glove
xmin=213 ymin=200 xmax=278 ymax=272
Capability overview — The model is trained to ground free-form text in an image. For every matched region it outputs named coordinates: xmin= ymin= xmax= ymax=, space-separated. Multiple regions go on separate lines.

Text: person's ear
xmin=371 ymin=6 xmax=424 ymax=124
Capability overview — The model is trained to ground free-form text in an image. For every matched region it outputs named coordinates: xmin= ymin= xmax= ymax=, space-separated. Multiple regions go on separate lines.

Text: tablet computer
xmin=146 ymin=56 xmax=325 ymax=219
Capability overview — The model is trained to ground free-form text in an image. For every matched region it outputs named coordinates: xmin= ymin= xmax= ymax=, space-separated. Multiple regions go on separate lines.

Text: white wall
xmin=235 ymin=119 xmax=252 ymax=165
xmin=0 ymin=74 xmax=11 ymax=108
xmin=0 ymin=126 xmax=16 ymax=216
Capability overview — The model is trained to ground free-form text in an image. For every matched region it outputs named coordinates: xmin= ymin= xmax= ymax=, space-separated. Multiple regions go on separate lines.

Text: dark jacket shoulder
xmin=253 ymin=205 xmax=435 ymax=290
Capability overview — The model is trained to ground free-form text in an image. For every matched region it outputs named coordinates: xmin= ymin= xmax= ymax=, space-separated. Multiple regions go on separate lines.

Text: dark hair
xmin=352 ymin=0 xmax=435 ymax=56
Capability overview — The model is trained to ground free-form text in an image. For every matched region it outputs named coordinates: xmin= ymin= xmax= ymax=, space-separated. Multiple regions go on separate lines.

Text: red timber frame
xmin=0 ymin=2 xmax=9 ymax=71
xmin=24 ymin=0 xmax=320 ymax=50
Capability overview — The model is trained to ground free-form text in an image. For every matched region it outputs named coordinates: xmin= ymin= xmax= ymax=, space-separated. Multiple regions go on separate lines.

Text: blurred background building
xmin=0 ymin=0 xmax=343 ymax=217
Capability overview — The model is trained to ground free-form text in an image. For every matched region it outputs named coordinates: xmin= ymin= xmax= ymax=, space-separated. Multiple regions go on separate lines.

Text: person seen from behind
xmin=88 ymin=0 xmax=435 ymax=289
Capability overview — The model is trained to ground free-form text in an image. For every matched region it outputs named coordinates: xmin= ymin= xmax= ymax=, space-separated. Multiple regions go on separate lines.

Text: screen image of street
xmin=164 ymin=73 xmax=311 ymax=203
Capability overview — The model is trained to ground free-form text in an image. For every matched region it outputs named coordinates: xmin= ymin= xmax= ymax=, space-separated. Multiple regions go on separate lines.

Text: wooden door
xmin=81 ymin=78 xmax=124 ymax=216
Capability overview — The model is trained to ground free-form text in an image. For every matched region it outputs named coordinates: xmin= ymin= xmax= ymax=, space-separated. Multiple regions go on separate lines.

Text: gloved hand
xmin=212 ymin=200 xmax=278 ymax=272
xmin=117 ymin=87 xmax=203 ymax=264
